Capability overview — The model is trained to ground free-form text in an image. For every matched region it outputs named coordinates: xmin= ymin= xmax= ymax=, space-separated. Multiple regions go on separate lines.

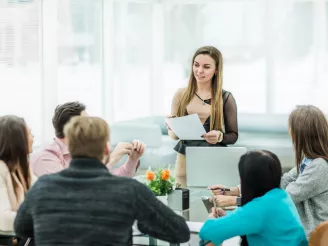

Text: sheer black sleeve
xmin=222 ymin=92 xmax=238 ymax=144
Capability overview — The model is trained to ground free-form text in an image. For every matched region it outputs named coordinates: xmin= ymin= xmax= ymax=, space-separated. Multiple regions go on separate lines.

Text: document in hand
xmin=166 ymin=114 xmax=206 ymax=140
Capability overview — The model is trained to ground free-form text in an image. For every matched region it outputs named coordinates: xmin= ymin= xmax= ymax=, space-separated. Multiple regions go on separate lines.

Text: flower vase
xmin=156 ymin=195 xmax=168 ymax=205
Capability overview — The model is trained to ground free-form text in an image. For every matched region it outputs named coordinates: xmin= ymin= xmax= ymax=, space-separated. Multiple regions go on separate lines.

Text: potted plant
xmin=145 ymin=166 xmax=175 ymax=205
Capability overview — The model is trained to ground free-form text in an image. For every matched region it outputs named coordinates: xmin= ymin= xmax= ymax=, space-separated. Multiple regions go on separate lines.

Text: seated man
xmin=31 ymin=101 xmax=145 ymax=177
xmin=15 ymin=116 xmax=190 ymax=245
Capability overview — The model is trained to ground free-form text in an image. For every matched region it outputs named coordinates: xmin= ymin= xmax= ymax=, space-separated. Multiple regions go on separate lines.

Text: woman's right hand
xmin=208 ymin=184 xmax=228 ymax=195
xmin=208 ymin=184 xmax=240 ymax=196
xmin=165 ymin=115 xmax=176 ymax=131
xmin=166 ymin=115 xmax=180 ymax=140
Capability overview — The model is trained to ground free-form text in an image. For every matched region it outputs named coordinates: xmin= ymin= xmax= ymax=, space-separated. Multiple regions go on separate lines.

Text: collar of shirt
xmin=54 ymin=137 xmax=70 ymax=155
xmin=300 ymin=157 xmax=313 ymax=173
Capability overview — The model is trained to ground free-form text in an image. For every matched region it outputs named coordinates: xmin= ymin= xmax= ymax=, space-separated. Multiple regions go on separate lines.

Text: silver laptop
xmin=186 ymin=147 xmax=247 ymax=187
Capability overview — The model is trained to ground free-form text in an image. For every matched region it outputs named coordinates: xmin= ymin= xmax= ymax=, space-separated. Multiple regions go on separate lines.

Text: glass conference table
xmin=132 ymin=187 xmax=240 ymax=246
xmin=0 ymin=188 xmax=240 ymax=246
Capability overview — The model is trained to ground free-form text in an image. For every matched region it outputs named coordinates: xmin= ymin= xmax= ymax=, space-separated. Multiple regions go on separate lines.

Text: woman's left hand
xmin=208 ymin=207 xmax=226 ymax=218
xmin=202 ymin=130 xmax=223 ymax=144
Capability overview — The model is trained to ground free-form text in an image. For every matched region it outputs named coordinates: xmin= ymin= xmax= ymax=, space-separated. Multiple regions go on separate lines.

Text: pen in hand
xmin=208 ymin=188 xmax=231 ymax=191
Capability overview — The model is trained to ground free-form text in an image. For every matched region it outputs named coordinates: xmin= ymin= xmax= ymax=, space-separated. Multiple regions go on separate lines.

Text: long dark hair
xmin=288 ymin=105 xmax=328 ymax=173
xmin=0 ymin=115 xmax=31 ymax=195
xmin=238 ymin=150 xmax=282 ymax=246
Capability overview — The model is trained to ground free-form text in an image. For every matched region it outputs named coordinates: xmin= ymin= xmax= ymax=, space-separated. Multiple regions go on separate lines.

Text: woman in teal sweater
xmin=199 ymin=150 xmax=307 ymax=246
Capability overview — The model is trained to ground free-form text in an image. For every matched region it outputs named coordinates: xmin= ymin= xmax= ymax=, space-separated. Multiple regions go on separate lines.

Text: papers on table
xmin=187 ymin=221 xmax=204 ymax=232
xmin=166 ymin=114 xmax=206 ymax=140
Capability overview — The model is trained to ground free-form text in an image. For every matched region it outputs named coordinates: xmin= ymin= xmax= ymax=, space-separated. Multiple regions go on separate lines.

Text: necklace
xmin=195 ymin=92 xmax=211 ymax=105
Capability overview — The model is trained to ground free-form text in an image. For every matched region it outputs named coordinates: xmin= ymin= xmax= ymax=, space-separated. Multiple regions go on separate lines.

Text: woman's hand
xmin=166 ymin=115 xmax=180 ymax=140
xmin=213 ymin=195 xmax=237 ymax=207
xmin=165 ymin=115 xmax=176 ymax=131
xmin=208 ymin=185 xmax=240 ymax=196
xmin=208 ymin=184 xmax=229 ymax=195
xmin=202 ymin=130 xmax=223 ymax=144
xmin=208 ymin=207 xmax=226 ymax=219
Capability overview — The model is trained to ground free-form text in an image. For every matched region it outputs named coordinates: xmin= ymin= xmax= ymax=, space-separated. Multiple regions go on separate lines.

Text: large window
xmin=111 ymin=2 xmax=153 ymax=121
xmin=0 ymin=0 xmax=42 ymax=146
xmin=1 ymin=0 xmax=328 ymax=147
xmin=111 ymin=0 xmax=328 ymax=118
xmin=57 ymin=0 xmax=103 ymax=117
xmin=162 ymin=1 xmax=267 ymax=114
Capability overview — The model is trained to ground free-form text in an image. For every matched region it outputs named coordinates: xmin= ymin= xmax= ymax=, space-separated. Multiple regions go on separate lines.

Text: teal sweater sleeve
xmin=199 ymin=201 xmax=265 ymax=245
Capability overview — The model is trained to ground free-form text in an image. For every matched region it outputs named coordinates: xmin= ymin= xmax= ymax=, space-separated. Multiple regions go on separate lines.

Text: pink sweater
xmin=31 ymin=138 xmax=138 ymax=178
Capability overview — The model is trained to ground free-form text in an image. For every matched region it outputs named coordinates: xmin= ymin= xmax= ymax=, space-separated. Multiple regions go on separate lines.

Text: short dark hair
xmin=52 ymin=102 xmax=86 ymax=138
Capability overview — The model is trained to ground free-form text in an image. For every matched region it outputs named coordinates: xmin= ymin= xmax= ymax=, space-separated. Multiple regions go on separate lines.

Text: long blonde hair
xmin=175 ymin=46 xmax=224 ymax=131
xmin=289 ymin=105 xmax=328 ymax=173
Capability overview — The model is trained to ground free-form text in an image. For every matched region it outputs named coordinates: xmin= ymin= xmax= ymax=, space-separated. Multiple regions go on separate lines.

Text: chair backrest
xmin=309 ymin=221 xmax=328 ymax=246
xmin=110 ymin=123 xmax=162 ymax=148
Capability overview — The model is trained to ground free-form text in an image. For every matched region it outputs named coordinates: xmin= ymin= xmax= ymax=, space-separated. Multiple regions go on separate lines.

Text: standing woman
xmin=168 ymin=46 xmax=238 ymax=186
xmin=281 ymin=105 xmax=328 ymax=237
xmin=0 ymin=115 xmax=36 ymax=231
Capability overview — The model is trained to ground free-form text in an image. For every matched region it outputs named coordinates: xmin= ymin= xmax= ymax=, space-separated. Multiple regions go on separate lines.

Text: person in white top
xmin=0 ymin=115 xmax=36 ymax=231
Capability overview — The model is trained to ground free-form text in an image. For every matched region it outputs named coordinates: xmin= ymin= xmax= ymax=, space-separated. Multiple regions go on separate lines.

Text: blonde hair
xmin=289 ymin=105 xmax=328 ymax=172
xmin=175 ymin=46 xmax=224 ymax=131
xmin=64 ymin=116 xmax=110 ymax=160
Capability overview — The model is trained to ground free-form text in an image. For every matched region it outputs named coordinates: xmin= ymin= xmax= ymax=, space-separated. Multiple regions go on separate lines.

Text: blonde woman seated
xmin=0 ymin=115 xmax=36 ymax=231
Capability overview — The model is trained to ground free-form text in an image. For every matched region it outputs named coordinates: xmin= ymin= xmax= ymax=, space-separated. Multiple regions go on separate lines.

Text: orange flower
xmin=161 ymin=169 xmax=170 ymax=181
xmin=146 ymin=171 xmax=155 ymax=181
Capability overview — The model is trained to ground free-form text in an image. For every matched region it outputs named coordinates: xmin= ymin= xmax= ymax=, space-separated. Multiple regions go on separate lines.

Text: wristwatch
xmin=236 ymin=197 xmax=242 ymax=206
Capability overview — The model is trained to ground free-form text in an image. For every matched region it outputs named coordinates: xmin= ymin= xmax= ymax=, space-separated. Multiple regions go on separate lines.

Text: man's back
xmin=15 ymin=157 xmax=190 ymax=245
